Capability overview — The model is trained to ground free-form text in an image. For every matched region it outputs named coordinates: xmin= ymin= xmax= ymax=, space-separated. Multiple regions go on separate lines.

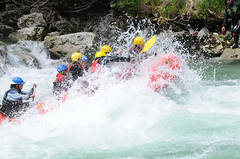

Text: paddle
xmin=141 ymin=35 xmax=156 ymax=53
xmin=31 ymin=84 xmax=37 ymax=102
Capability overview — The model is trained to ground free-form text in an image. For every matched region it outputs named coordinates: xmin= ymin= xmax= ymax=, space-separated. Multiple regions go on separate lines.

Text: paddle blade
xmin=141 ymin=35 xmax=156 ymax=53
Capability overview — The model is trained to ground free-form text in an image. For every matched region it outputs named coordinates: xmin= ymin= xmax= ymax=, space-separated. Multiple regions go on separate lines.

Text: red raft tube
xmin=148 ymin=54 xmax=183 ymax=92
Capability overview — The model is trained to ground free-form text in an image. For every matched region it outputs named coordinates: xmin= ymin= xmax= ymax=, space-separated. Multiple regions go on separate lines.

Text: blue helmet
xmin=12 ymin=77 xmax=25 ymax=85
xmin=82 ymin=55 xmax=88 ymax=62
xmin=57 ymin=64 xmax=68 ymax=72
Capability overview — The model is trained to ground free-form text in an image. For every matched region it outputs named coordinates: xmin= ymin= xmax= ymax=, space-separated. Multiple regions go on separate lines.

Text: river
xmin=0 ymin=30 xmax=240 ymax=159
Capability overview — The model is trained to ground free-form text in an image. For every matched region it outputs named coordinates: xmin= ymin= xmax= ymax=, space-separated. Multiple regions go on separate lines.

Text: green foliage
xmin=151 ymin=0 xmax=164 ymax=6
xmin=113 ymin=0 xmax=229 ymax=19
xmin=197 ymin=0 xmax=225 ymax=18
xmin=158 ymin=0 xmax=186 ymax=18
xmin=113 ymin=0 xmax=142 ymax=15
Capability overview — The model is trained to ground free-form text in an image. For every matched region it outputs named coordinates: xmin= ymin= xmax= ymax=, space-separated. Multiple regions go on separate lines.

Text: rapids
xmin=0 ymin=19 xmax=240 ymax=159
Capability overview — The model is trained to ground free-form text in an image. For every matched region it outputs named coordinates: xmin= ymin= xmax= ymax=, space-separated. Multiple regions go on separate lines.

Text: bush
xmin=197 ymin=0 xmax=225 ymax=18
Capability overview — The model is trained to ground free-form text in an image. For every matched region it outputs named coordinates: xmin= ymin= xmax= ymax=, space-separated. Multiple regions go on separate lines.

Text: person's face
xmin=18 ymin=84 xmax=23 ymax=90
xmin=136 ymin=45 xmax=144 ymax=51
xmin=227 ymin=0 xmax=232 ymax=5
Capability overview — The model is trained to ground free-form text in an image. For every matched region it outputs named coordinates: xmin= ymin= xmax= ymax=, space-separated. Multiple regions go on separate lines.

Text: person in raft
xmin=222 ymin=0 xmax=240 ymax=49
xmin=67 ymin=52 xmax=84 ymax=81
xmin=0 ymin=77 xmax=36 ymax=118
xmin=129 ymin=36 xmax=146 ymax=56
xmin=90 ymin=45 xmax=131 ymax=73
xmin=81 ymin=55 xmax=89 ymax=71
xmin=53 ymin=64 xmax=70 ymax=95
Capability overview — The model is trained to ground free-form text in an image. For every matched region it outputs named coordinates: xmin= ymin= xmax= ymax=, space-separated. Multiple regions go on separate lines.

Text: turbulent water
xmin=1 ymin=21 xmax=240 ymax=159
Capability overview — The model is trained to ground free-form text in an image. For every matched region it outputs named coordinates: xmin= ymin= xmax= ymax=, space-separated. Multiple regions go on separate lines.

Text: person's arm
xmin=7 ymin=91 xmax=31 ymax=101
xmin=222 ymin=8 xmax=229 ymax=35
xmin=109 ymin=56 xmax=131 ymax=62
xmin=223 ymin=8 xmax=229 ymax=27
xmin=101 ymin=56 xmax=131 ymax=65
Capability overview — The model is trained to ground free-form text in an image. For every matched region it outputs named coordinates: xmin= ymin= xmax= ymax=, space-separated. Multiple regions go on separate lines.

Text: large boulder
xmin=17 ymin=13 xmax=47 ymax=28
xmin=220 ymin=48 xmax=240 ymax=61
xmin=44 ymin=32 xmax=96 ymax=59
xmin=8 ymin=27 xmax=45 ymax=42
xmin=8 ymin=13 xmax=47 ymax=42
xmin=55 ymin=20 xmax=75 ymax=34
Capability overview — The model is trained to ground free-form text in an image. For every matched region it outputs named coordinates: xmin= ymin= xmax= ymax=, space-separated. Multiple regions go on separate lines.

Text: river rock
xmin=0 ymin=41 xmax=6 ymax=47
xmin=55 ymin=20 xmax=75 ymax=34
xmin=213 ymin=44 xmax=224 ymax=55
xmin=220 ymin=48 xmax=240 ymax=61
xmin=17 ymin=13 xmax=47 ymax=29
xmin=0 ymin=45 xmax=9 ymax=77
xmin=197 ymin=27 xmax=210 ymax=40
xmin=0 ymin=23 xmax=14 ymax=34
xmin=4 ymin=41 xmax=43 ymax=68
xmin=8 ymin=27 xmax=45 ymax=42
xmin=44 ymin=32 xmax=96 ymax=59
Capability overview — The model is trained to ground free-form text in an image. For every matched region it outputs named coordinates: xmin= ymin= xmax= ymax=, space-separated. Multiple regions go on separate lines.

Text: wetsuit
xmin=67 ymin=63 xmax=84 ymax=81
xmin=53 ymin=73 xmax=70 ymax=95
xmin=0 ymin=85 xmax=34 ymax=118
xmin=223 ymin=1 xmax=240 ymax=47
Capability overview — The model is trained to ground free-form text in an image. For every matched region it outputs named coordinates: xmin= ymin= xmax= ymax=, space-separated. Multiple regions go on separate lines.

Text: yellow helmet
xmin=101 ymin=45 xmax=112 ymax=53
xmin=71 ymin=52 xmax=82 ymax=62
xmin=95 ymin=51 xmax=106 ymax=59
xmin=134 ymin=36 xmax=145 ymax=45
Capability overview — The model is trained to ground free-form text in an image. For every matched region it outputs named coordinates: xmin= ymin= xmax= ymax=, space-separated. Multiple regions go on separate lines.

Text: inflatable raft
xmin=148 ymin=54 xmax=182 ymax=92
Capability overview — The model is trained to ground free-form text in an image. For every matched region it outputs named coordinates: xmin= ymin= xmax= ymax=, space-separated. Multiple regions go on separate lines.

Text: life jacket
xmin=55 ymin=73 xmax=67 ymax=83
xmin=67 ymin=63 xmax=84 ymax=81
xmin=53 ymin=74 xmax=69 ymax=96
xmin=1 ymin=88 xmax=24 ymax=118
xmin=90 ymin=58 xmax=100 ymax=73
xmin=148 ymin=54 xmax=181 ymax=92
xmin=2 ymin=89 xmax=23 ymax=108
xmin=67 ymin=63 xmax=83 ymax=72
xmin=129 ymin=45 xmax=141 ymax=56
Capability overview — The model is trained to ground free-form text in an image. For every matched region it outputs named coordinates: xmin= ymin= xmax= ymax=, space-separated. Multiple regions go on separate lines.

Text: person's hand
xmin=33 ymin=84 xmax=37 ymax=88
xmin=30 ymin=94 xmax=35 ymax=98
xmin=222 ymin=26 xmax=226 ymax=35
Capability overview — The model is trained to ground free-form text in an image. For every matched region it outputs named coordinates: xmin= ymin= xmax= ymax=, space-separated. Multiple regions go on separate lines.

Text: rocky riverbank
xmin=1 ymin=0 xmax=240 ymax=62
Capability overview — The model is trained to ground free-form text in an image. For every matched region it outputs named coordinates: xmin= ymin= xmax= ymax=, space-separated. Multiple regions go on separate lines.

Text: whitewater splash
xmin=0 ymin=37 xmax=197 ymax=158
xmin=1 ymin=24 xmax=240 ymax=159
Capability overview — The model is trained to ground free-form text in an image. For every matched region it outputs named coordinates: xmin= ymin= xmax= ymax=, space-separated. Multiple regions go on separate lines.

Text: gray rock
xmin=0 ymin=46 xmax=8 ymax=77
xmin=213 ymin=44 xmax=224 ymax=55
xmin=223 ymin=31 xmax=232 ymax=40
xmin=197 ymin=27 xmax=210 ymax=40
xmin=8 ymin=27 xmax=45 ymax=42
xmin=4 ymin=41 xmax=43 ymax=68
xmin=0 ymin=23 xmax=14 ymax=33
xmin=220 ymin=48 xmax=240 ymax=61
xmin=55 ymin=20 xmax=75 ymax=34
xmin=44 ymin=32 xmax=95 ymax=59
xmin=46 ymin=32 xmax=61 ymax=37
xmin=0 ymin=41 xmax=6 ymax=47
xmin=17 ymin=13 xmax=47 ymax=29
